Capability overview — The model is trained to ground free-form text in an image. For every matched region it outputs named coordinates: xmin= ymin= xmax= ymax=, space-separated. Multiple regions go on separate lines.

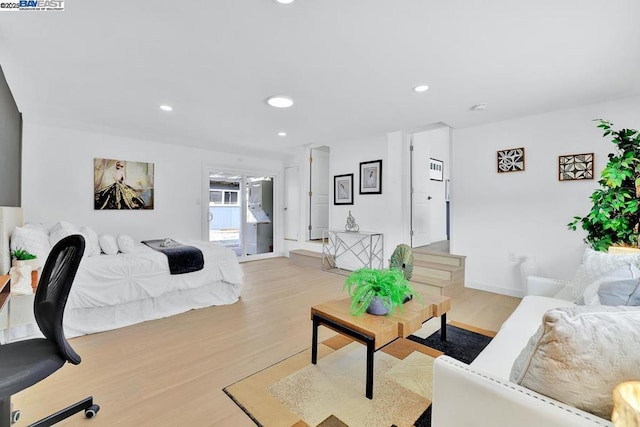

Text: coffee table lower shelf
xmin=310 ymin=297 xmax=449 ymax=399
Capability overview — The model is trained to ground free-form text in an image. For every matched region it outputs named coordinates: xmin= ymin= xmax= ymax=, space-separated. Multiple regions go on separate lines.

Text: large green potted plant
xmin=568 ymin=119 xmax=640 ymax=251
xmin=343 ymin=267 xmax=418 ymax=316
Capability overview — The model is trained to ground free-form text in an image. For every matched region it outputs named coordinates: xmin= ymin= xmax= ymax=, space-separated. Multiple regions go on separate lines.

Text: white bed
xmin=0 ymin=207 xmax=243 ymax=338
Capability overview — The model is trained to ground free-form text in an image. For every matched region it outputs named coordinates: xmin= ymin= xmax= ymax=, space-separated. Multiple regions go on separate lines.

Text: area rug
xmin=407 ymin=322 xmax=496 ymax=365
xmin=223 ymin=321 xmax=494 ymax=427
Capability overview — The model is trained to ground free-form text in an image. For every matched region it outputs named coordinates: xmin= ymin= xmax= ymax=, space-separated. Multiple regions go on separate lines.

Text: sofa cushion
xmin=510 ymin=305 xmax=640 ymax=419
xmin=572 ymin=248 xmax=640 ymax=304
xmin=470 ymin=296 xmax=574 ymax=380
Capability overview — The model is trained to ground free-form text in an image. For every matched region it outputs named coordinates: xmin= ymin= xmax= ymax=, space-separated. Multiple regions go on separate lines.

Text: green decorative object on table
xmin=344 ymin=267 xmax=418 ymax=316
xmin=568 ymin=119 xmax=640 ymax=251
xmin=389 ymin=244 xmax=414 ymax=280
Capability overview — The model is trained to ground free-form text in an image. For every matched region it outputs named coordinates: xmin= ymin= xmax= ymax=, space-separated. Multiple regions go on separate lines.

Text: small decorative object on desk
xmin=10 ymin=247 xmax=37 ymax=295
xmin=345 ymin=210 xmax=359 ymax=232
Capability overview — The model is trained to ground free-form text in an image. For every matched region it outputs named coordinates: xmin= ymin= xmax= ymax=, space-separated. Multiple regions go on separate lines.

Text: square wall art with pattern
xmin=497 ymin=147 xmax=525 ymax=173
xmin=94 ymin=158 xmax=155 ymax=210
xmin=558 ymin=153 xmax=594 ymax=181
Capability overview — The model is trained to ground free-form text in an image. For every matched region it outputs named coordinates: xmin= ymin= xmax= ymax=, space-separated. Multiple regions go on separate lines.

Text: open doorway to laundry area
xmin=206 ymin=170 xmax=275 ymax=259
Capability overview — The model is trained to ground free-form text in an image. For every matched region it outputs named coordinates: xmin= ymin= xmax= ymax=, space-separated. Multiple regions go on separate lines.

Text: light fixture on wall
xmin=277 ymin=132 xmax=287 ymax=137
xmin=413 ymin=85 xmax=429 ymax=93
xmin=273 ymin=0 xmax=294 ymax=4
xmin=159 ymin=105 xmax=173 ymax=112
xmin=266 ymin=96 xmax=294 ymax=108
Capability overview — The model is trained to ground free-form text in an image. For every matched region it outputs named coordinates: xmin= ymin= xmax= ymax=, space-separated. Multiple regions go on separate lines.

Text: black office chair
xmin=0 ymin=234 xmax=100 ymax=426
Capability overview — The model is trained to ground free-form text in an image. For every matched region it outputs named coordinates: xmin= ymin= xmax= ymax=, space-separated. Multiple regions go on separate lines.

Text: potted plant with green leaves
xmin=11 ymin=247 xmax=38 ymax=268
xmin=343 ymin=267 xmax=419 ymax=316
xmin=568 ymin=119 xmax=640 ymax=251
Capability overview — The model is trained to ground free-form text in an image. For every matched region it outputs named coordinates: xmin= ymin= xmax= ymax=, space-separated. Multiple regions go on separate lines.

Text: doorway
xmin=410 ymin=127 xmax=450 ymax=248
xmin=309 ymin=146 xmax=330 ymax=240
xmin=206 ymin=170 xmax=275 ymax=259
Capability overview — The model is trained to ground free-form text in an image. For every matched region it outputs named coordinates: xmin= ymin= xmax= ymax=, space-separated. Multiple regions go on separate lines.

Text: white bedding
xmin=64 ymin=239 xmax=243 ymax=337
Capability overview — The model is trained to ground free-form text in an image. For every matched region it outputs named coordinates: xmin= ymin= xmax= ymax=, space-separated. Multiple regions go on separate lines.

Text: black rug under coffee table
xmin=409 ymin=323 xmax=494 ymax=427
xmin=408 ymin=324 xmax=493 ymax=364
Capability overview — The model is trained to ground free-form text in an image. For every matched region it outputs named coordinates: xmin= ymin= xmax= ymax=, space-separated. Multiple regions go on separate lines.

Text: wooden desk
xmin=310 ymin=293 xmax=451 ymax=399
xmin=0 ymin=275 xmax=9 ymax=312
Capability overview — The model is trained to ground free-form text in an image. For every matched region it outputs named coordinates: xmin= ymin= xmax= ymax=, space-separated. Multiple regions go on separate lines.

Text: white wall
xmin=452 ymin=96 xmax=640 ymax=297
xmin=21 ymin=122 xmax=283 ymax=243
xmin=327 ymin=132 xmax=409 ymax=267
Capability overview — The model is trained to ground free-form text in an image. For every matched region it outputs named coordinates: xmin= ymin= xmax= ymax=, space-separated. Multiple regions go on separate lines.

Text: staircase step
xmin=412 ymin=261 xmax=463 ymax=281
xmin=410 ymin=275 xmax=464 ymax=297
xmin=289 ymin=249 xmax=322 ymax=269
xmin=412 ymin=250 xmax=466 ymax=268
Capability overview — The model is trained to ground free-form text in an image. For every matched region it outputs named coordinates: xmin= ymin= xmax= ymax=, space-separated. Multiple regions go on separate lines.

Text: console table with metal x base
xmin=321 ymin=230 xmax=383 ymax=274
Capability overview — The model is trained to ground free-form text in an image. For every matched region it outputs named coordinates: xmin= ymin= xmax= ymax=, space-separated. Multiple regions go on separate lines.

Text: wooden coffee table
xmin=310 ymin=293 xmax=451 ymax=399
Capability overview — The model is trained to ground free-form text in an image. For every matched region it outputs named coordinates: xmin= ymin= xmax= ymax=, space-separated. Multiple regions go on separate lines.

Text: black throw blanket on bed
xmin=141 ymin=239 xmax=204 ymax=274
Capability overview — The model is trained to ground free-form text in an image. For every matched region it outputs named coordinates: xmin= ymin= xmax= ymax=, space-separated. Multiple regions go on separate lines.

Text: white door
xmin=412 ymin=138 xmax=432 ymax=247
xmin=411 ymin=128 xmax=449 ymax=247
xmin=284 ymin=166 xmax=299 ymax=240
xmin=309 ymin=147 xmax=329 ymax=240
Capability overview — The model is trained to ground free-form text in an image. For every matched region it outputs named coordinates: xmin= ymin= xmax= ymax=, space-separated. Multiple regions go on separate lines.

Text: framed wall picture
xmin=334 ymin=173 xmax=354 ymax=205
xmin=430 ymin=158 xmax=444 ymax=181
xmin=359 ymin=159 xmax=382 ymax=194
xmin=94 ymin=158 xmax=155 ymax=210
xmin=497 ymin=147 xmax=525 ymax=173
xmin=559 ymin=153 xmax=594 ymax=181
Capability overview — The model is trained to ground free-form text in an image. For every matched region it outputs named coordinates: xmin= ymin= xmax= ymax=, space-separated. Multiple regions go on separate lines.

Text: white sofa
xmin=431 ymin=276 xmax=614 ymax=427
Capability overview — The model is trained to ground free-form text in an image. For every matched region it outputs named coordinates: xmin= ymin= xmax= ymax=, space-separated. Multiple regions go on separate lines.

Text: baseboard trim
xmin=465 ymin=282 xmax=524 ymax=298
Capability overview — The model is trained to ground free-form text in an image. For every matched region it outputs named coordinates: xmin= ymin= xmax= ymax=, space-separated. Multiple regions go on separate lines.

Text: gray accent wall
xmin=0 ymin=65 xmax=21 ymax=207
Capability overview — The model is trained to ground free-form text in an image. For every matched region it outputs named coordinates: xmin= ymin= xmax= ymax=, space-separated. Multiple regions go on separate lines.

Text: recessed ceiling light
xmin=160 ymin=105 xmax=173 ymax=111
xmin=413 ymin=85 xmax=429 ymax=93
xmin=266 ymin=96 xmax=294 ymax=108
xmin=278 ymin=132 xmax=287 ymax=137
xmin=471 ymin=103 xmax=487 ymax=111
xmin=273 ymin=0 xmax=294 ymax=4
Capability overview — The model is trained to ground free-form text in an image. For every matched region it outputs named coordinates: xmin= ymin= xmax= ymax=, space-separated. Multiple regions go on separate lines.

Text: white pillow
xmin=510 ymin=305 xmax=640 ymax=419
xmin=49 ymin=221 xmax=78 ymax=247
xmin=99 ymin=234 xmax=119 ymax=255
xmin=10 ymin=226 xmax=51 ymax=268
xmin=571 ymin=248 xmax=640 ymax=304
xmin=23 ymin=222 xmax=48 ymax=233
xmin=117 ymin=235 xmax=135 ymax=254
xmin=79 ymin=226 xmax=101 ymax=257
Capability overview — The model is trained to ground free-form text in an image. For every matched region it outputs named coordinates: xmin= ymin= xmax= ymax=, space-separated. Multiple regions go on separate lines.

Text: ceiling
xmin=1 ymin=0 xmax=640 ymax=159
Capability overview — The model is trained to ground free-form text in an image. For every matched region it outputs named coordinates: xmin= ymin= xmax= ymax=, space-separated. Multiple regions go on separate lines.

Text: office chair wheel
xmin=84 ymin=405 xmax=100 ymax=419
xmin=10 ymin=409 xmax=20 ymax=424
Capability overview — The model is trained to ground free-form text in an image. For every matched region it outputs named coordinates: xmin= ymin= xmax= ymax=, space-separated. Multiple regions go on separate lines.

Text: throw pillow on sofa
xmin=510 ymin=305 xmax=640 ymax=419
xmin=571 ymin=248 xmax=640 ymax=304
xmin=582 ymin=264 xmax=640 ymax=306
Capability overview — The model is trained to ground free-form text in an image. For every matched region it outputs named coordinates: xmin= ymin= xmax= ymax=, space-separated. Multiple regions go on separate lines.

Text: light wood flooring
xmin=12 ymin=257 xmax=520 ymax=426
